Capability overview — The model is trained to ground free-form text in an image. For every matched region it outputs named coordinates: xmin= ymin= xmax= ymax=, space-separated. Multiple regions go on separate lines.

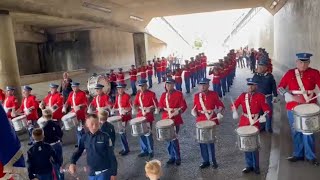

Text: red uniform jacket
xmin=209 ymin=70 xmax=221 ymax=84
xmin=147 ymin=64 xmax=153 ymax=76
xmin=66 ymin=90 xmax=88 ymax=121
xmin=195 ymin=61 xmax=201 ymax=71
xmin=20 ymin=95 xmax=39 ymax=121
xmin=183 ymin=67 xmax=191 ymax=78
xmin=129 ymin=68 xmax=138 ymax=81
xmin=43 ymin=92 xmax=64 ymax=120
xmin=158 ymin=90 xmax=187 ymax=125
xmin=232 ymin=92 xmax=270 ymax=128
xmin=173 ymin=69 xmax=183 ymax=84
xmin=91 ymin=94 xmax=112 ymax=113
xmin=193 ymin=91 xmax=224 ymax=124
xmin=189 ymin=62 xmax=196 ymax=74
xmin=201 ymin=56 xmax=207 ymax=69
xmin=278 ymin=68 xmax=320 ymax=110
xmin=116 ymin=72 xmax=125 ymax=84
xmin=3 ymin=95 xmax=19 ymax=119
xmin=156 ymin=62 xmax=162 ymax=73
xmin=0 ymin=89 xmax=5 ymax=102
xmin=161 ymin=59 xmax=167 ymax=72
xmin=110 ymin=73 xmax=117 ymax=82
xmin=133 ymin=90 xmax=158 ymax=123
xmin=140 ymin=66 xmax=147 ymax=79
xmin=114 ymin=93 xmax=132 ymax=122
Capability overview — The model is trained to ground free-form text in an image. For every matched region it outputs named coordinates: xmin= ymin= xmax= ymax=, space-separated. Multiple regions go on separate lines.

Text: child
xmin=27 ymin=128 xmax=60 ymax=180
xmin=98 ymin=109 xmax=116 ymax=146
xmin=145 ymin=160 xmax=162 ymax=180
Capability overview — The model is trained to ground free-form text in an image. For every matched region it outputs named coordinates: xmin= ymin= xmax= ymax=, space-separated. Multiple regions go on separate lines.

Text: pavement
xmin=16 ymin=66 xmax=277 ymax=180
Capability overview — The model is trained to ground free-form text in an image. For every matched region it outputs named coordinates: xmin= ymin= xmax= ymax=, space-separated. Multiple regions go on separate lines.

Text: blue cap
xmin=49 ymin=83 xmax=59 ymax=88
xmin=23 ymin=85 xmax=32 ymax=91
xmin=199 ymin=78 xmax=210 ymax=84
xmin=296 ymin=53 xmax=313 ymax=61
xmin=247 ymin=78 xmax=258 ymax=85
xmin=165 ymin=77 xmax=175 ymax=84
xmin=116 ymin=83 xmax=126 ymax=88
xmin=94 ymin=84 xmax=104 ymax=89
xmin=258 ymin=60 xmax=269 ymax=66
xmin=118 ymin=68 xmax=123 ymax=71
xmin=138 ymin=79 xmax=148 ymax=86
xmin=71 ymin=82 xmax=80 ymax=87
xmin=6 ymin=86 xmax=15 ymax=91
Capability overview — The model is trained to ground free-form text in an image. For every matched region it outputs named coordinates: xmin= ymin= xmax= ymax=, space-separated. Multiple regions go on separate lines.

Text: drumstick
xmin=307 ymin=93 xmax=320 ymax=103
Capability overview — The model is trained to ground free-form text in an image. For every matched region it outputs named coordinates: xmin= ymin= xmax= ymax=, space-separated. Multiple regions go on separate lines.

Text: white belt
xmin=265 ymin=94 xmax=272 ymax=97
xmin=291 ymin=90 xmax=314 ymax=95
xmin=50 ymin=140 xmax=61 ymax=146
xmin=243 ymin=113 xmax=258 ymax=118
xmin=213 ymin=76 xmax=219 ymax=78
xmin=95 ymin=169 xmax=108 ymax=175
xmin=175 ymin=76 xmax=181 ymax=78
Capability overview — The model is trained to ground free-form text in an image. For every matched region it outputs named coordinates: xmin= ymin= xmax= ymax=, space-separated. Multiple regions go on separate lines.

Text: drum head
xmin=12 ymin=115 xmax=26 ymax=122
xmin=294 ymin=103 xmax=320 ymax=115
xmin=87 ymin=75 xmax=111 ymax=96
xmin=156 ymin=119 xmax=174 ymax=128
xmin=236 ymin=126 xmax=258 ymax=135
xmin=62 ymin=112 xmax=76 ymax=121
xmin=196 ymin=121 xmax=216 ymax=128
xmin=130 ymin=117 xmax=146 ymax=124
xmin=107 ymin=116 xmax=122 ymax=123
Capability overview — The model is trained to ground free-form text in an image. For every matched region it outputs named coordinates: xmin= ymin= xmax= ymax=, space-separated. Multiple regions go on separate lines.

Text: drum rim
xmin=130 ymin=117 xmax=147 ymax=124
xmin=156 ymin=119 xmax=174 ymax=128
xmin=12 ymin=115 xmax=27 ymax=121
xmin=235 ymin=126 xmax=259 ymax=136
xmin=196 ymin=121 xmax=216 ymax=128
xmin=293 ymin=104 xmax=320 ymax=116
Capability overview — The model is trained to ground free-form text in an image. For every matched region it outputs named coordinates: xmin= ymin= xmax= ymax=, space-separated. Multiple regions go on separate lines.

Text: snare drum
xmin=156 ymin=119 xmax=175 ymax=141
xmin=12 ymin=115 xmax=27 ymax=132
xmin=293 ymin=103 xmax=320 ymax=134
xmin=107 ymin=116 xmax=124 ymax=133
xmin=61 ymin=112 xmax=77 ymax=130
xmin=130 ymin=117 xmax=149 ymax=136
xmin=196 ymin=121 xmax=216 ymax=143
xmin=236 ymin=126 xmax=260 ymax=152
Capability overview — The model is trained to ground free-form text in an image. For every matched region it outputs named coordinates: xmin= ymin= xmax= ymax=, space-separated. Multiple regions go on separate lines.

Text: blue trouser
xmin=130 ymin=80 xmax=137 ymax=95
xmin=52 ymin=142 xmax=64 ymax=180
xmin=140 ymin=133 xmax=154 ymax=154
xmin=221 ymin=78 xmax=227 ymax=96
xmin=260 ymin=96 xmax=273 ymax=132
xmin=148 ymin=75 xmax=152 ymax=88
xmin=184 ymin=77 xmax=190 ymax=93
xmin=203 ymin=68 xmax=207 ymax=78
xmin=175 ymin=83 xmax=182 ymax=91
xmin=162 ymin=71 xmax=166 ymax=81
xmin=88 ymin=170 xmax=112 ymax=180
xmin=245 ymin=151 xmax=259 ymax=169
xmin=196 ymin=71 xmax=200 ymax=83
xmin=157 ymin=72 xmax=161 ymax=83
xmin=213 ymin=83 xmax=222 ymax=97
xmin=27 ymin=121 xmax=37 ymax=143
xmin=200 ymin=143 xmax=217 ymax=164
xmin=37 ymin=173 xmax=53 ymax=180
xmin=167 ymin=126 xmax=181 ymax=160
xmin=76 ymin=127 xmax=85 ymax=146
xmin=191 ymin=74 xmax=196 ymax=87
xmin=287 ymin=111 xmax=316 ymax=160
xmin=120 ymin=131 xmax=130 ymax=152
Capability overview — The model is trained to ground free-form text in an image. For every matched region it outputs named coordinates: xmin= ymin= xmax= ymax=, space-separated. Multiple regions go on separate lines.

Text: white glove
xmin=191 ymin=106 xmax=197 ymax=117
xmin=170 ymin=109 xmax=180 ymax=118
xmin=87 ymin=107 xmax=93 ymax=114
xmin=4 ymin=107 xmax=8 ymax=113
xmin=132 ymin=108 xmax=137 ymax=115
xmin=145 ymin=107 xmax=151 ymax=113
xmin=24 ymin=108 xmax=31 ymax=115
xmin=73 ymin=106 xmax=80 ymax=112
xmin=284 ymin=92 xmax=293 ymax=102
xmin=62 ymin=106 xmax=67 ymax=113
xmin=272 ymin=97 xmax=279 ymax=103
xmin=11 ymin=109 xmax=16 ymax=118
xmin=142 ymin=110 xmax=146 ymax=116
xmin=154 ymin=108 xmax=159 ymax=115
xmin=259 ymin=115 xmax=267 ymax=123
xmin=232 ymin=110 xmax=239 ymax=119
xmin=110 ymin=108 xmax=115 ymax=115
xmin=217 ymin=113 xmax=224 ymax=120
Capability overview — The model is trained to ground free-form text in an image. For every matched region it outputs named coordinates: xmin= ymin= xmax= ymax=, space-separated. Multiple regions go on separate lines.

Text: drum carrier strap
xmin=139 ymin=92 xmax=145 ymax=115
xmin=294 ymin=68 xmax=312 ymax=102
xmin=96 ymin=95 xmax=100 ymax=108
xmin=245 ymin=93 xmax=257 ymax=125
xmin=199 ymin=93 xmax=213 ymax=121
xmin=165 ymin=92 xmax=171 ymax=118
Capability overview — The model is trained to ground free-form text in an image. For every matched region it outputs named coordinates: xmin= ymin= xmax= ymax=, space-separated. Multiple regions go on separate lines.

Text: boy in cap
xmin=98 ymin=109 xmax=116 ymax=147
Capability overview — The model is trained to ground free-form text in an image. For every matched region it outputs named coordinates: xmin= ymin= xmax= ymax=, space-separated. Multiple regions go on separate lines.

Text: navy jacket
xmin=252 ymin=72 xmax=278 ymax=97
xmin=43 ymin=120 xmax=63 ymax=144
xmin=100 ymin=122 xmax=116 ymax=146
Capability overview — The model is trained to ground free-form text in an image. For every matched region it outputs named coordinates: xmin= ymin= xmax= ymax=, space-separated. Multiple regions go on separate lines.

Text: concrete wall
xmin=274 ymin=0 xmax=320 ymax=71
xmin=16 ymin=42 xmax=42 ymax=75
xmin=147 ymin=36 xmax=167 ymax=60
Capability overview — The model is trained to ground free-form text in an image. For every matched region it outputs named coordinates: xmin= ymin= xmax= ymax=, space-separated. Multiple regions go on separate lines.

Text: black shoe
xmin=149 ymin=153 xmax=154 ymax=159
xmin=199 ymin=162 xmax=210 ymax=169
xmin=166 ymin=159 xmax=175 ymax=165
xmin=175 ymin=159 xmax=181 ymax=166
xmin=242 ymin=167 xmax=254 ymax=173
xmin=286 ymin=156 xmax=304 ymax=162
xmin=120 ymin=150 xmax=130 ymax=156
xmin=307 ymin=159 xmax=320 ymax=166
xmin=119 ymin=150 xmax=125 ymax=155
xmin=138 ymin=152 xmax=149 ymax=157
xmin=28 ymin=142 xmax=33 ymax=146
xmin=74 ymin=144 xmax=78 ymax=148
xmin=254 ymin=168 xmax=260 ymax=174
xmin=212 ymin=162 xmax=218 ymax=169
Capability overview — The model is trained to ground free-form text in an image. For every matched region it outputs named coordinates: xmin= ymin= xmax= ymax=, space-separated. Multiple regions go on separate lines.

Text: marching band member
xmin=183 ymin=61 xmax=191 ymax=93
xmin=116 ymin=68 xmax=125 ymax=84
xmin=192 ymin=78 xmax=224 ymax=169
xmin=109 ymin=69 xmax=117 ymax=103
xmin=0 ymin=88 xmax=5 ymax=104
xmin=40 ymin=83 xmax=64 ymax=126
xmin=3 ymin=86 xmax=19 ymax=120
xmin=252 ymin=59 xmax=278 ymax=133
xmin=88 ymin=84 xmax=112 ymax=114
xmin=209 ymin=65 xmax=222 ymax=98
xmin=200 ymin=53 xmax=207 ymax=78
xmin=231 ymin=78 xmax=270 ymax=174
xmin=129 ymin=65 xmax=138 ymax=96
xmin=133 ymin=79 xmax=159 ymax=159
xmin=147 ymin=60 xmax=154 ymax=88
xmin=113 ymin=83 xmax=132 ymax=156
xmin=156 ymin=58 xmax=162 ymax=84
xmin=278 ymin=53 xmax=320 ymax=166
xmin=190 ymin=57 xmax=196 ymax=88
xmin=140 ymin=65 xmax=147 ymax=81
xmin=63 ymin=82 xmax=88 ymax=147
xmin=158 ymin=77 xmax=187 ymax=166
xmin=173 ymin=64 xmax=183 ymax=91
xmin=19 ymin=86 xmax=39 ymax=145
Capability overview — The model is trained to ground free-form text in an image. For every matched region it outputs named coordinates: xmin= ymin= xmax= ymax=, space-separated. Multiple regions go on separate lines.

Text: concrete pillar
xmin=133 ymin=33 xmax=148 ymax=66
xmin=0 ymin=10 xmax=22 ymax=101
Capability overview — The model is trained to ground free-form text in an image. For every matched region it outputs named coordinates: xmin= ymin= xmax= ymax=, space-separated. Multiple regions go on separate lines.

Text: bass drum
xmin=87 ymin=75 xmax=111 ymax=96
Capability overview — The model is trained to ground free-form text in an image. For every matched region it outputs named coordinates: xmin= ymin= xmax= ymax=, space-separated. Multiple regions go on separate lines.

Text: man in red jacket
xmin=3 ymin=86 xmax=19 ymax=120
xmin=129 ymin=65 xmax=138 ymax=96
xmin=173 ymin=64 xmax=183 ymax=91
xmin=192 ymin=78 xmax=224 ymax=169
xmin=158 ymin=77 xmax=187 ymax=166
xmin=147 ymin=60 xmax=153 ymax=88
xmin=19 ymin=86 xmax=39 ymax=145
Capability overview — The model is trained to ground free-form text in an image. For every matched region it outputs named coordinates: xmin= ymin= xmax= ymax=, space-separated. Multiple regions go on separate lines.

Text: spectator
xmin=60 ymin=72 xmax=73 ymax=102
xmin=145 ymin=160 xmax=162 ymax=180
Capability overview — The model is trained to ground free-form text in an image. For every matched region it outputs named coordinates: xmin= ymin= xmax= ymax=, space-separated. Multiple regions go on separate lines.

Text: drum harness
xmin=138 ymin=92 xmax=151 ymax=136
xmin=294 ymin=69 xmax=314 ymax=102
xmin=165 ymin=92 xmax=181 ymax=119
xmin=244 ymin=93 xmax=259 ymax=126
xmin=72 ymin=92 xmax=84 ymax=130
xmin=117 ymin=94 xmax=127 ymax=131
xmin=199 ymin=93 xmax=215 ymax=121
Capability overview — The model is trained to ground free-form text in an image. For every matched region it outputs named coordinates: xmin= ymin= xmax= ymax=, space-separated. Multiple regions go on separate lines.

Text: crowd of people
xmin=1 ymin=47 xmax=320 ymax=180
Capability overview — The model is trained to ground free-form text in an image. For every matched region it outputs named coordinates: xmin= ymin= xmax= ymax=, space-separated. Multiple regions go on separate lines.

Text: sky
xmin=146 ymin=8 xmax=250 ymax=62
